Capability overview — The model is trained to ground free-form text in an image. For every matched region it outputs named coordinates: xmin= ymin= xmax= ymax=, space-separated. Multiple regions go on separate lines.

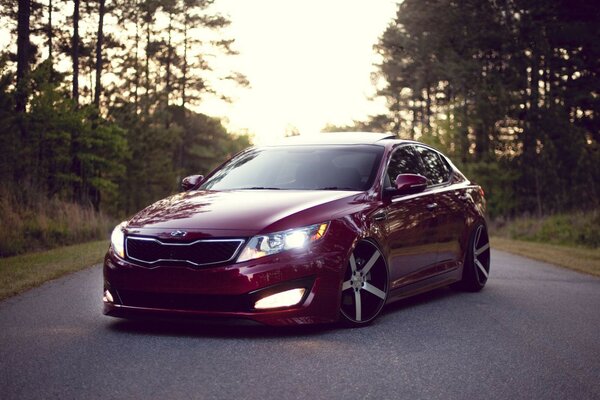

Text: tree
xmin=372 ymin=0 xmax=600 ymax=216
xmin=71 ymin=0 xmax=79 ymax=104
xmin=0 ymin=0 xmax=251 ymax=217
xmin=93 ymin=0 xmax=105 ymax=108
xmin=16 ymin=0 xmax=31 ymax=115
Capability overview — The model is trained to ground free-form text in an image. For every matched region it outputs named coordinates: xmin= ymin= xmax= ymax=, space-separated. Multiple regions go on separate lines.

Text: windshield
xmin=200 ymin=145 xmax=384 ymax=191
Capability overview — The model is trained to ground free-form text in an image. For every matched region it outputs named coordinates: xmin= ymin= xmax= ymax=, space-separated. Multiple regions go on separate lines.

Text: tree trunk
xmin=460 ymin=96 xmax=469 ymax=163
xmin=47 ymin=0 xmax=52 ymax=62
xmin=72 ymin=0 xmax=80 ymax=105
xmin=181 ymin=15 xmax=188 ymax=107
xmin=410 ymin=102 xmax=417 ymax=141
xmin=424 ymin=84 xmax=431 ymax=136
xmin=70 ymin=0 xmax=82 ymax=201
xmin=93 ymin=0 xmax=105 ymax=108
xmin=16 ymin=0 xmax=31 ymax=115
xmin=144 ymin=12 xmax=151 ymax=116
xmin=133 ymin=2 xmax=139 ymax=114
xmin=165 ymin=11 xmax=173 ymax=125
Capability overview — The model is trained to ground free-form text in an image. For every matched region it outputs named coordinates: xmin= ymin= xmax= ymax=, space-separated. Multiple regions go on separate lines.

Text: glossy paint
xmin=103 ymin=135 xmax=487 ymax=326
xmin=393 ymin=173 xmax=428 ymax=194
xmin=180 ymin=174 xmax=204 ymax=191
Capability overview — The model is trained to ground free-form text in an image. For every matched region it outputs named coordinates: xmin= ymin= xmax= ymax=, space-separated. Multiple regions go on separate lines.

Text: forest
xmin=0 ymin=0 xmax=250 ymax=212
xmin=365 ymin=0 xmax=600 ymax=218
xmin=0 ymin=0 xmax=251 ymax=255
xmin=0 ymin=0 xmax=599 ymax=255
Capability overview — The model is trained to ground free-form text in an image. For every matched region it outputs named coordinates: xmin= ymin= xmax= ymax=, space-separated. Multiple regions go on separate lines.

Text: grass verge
xmin=0 ymin=240 xmax=108 ymax=301
xmin=491 ymin=209 xmax=600 ymax=248
xmin=0 ymin=187 xmax=115 ymax=257
xmin=491 ymin=236 xmax=600 ymax=277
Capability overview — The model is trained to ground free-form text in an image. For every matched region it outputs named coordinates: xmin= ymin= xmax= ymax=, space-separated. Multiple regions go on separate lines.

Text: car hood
xmin=126 ymin=189 xmax=366 ymax=236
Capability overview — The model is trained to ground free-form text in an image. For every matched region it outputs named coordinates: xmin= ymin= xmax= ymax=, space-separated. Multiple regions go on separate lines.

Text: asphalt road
xmin=1 ymin=250 xmax=599 ymax=400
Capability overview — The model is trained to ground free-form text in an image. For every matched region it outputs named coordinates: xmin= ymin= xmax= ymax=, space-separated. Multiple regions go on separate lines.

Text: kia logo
xmin=170 ymin=230 xmax=187 ymax=237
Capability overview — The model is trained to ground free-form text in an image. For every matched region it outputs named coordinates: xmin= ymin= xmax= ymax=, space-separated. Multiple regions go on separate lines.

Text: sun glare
xmin=200 ymin=0 xmax=396 ymax=144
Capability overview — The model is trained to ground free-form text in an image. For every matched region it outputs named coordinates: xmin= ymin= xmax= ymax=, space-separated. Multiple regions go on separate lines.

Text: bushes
xmin=491 ymin=210 xmax=600 ymax=249
xmin=0 ymin=188 xmax=115 ymax=257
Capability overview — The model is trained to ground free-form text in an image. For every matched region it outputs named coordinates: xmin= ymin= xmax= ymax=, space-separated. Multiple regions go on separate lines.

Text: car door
xmin=414 ymin=145 xmax=466 ymax=272
xmin=381 ymin=145 xmax=439 ymax=290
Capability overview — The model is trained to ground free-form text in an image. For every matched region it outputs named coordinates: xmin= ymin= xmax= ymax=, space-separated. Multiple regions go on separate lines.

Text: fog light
xmin=103 ymin=290 xmax=114 ymax=303
xmin=254 ymin=288 xmax=306 ymax=309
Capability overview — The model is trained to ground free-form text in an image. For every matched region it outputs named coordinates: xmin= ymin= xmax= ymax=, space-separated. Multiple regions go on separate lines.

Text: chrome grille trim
xmin=125 ymin=236 xmax=245 ymax=267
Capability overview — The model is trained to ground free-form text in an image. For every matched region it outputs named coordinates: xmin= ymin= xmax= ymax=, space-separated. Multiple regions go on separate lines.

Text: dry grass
xmin=491 ymin=236 xmax=600 ymax=277
xmin=0 ymin=188 xmax=115 ymax=257
xmin=0 ymin=240 xmax=108 ymax=301
xmin=491 ymin=210 xmax=600 ymax=248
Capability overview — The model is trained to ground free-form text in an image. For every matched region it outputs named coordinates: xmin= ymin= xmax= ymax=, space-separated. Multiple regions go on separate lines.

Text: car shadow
xmin=106 ymin=316 xmax=337 ymax=339
xmin=105 ymin=286 xmax=464 ymax=338
xmin=382 ymin=285 xmax=463 ymax=316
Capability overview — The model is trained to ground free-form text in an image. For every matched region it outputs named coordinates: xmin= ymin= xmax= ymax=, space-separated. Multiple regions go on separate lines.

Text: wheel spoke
xmin=349 ymin=253 xmax=357 ymax=273
xmin=474 ymin=226 xmax=482 ymax=247
xmin=475 ymin=242 xmax=489 ymax=256
xmin=354 ymin=290 xmax=362 ymax=321
xmin=363 ymin=282 xmax=386 ymax=300
xmin=475 ymin=258 xmax=488 ymax=278
xmin=342 ymin=280 xmax=352 ymax=291
xmin=361 ymin=250 xmax=381 ymax=275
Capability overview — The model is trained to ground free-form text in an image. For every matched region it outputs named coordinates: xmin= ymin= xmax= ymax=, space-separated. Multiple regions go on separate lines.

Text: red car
xmin=103 ymin=132 xmax=490 ymax=326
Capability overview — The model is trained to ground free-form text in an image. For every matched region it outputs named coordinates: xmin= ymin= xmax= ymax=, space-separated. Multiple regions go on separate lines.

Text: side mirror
xmin=385 ymin=173 xmax=427 ymax=196
xmin=181 ymin=175 xmax=204 ymax=191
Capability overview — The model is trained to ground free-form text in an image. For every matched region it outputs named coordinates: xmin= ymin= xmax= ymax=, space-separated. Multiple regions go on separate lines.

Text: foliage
xmin=371 ymin=0 xmax=600 ymax=217
xmin=0 ymin=0 xmax=251 ymax=255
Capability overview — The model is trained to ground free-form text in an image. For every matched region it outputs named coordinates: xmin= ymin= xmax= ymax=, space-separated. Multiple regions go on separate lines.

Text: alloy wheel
xmin=472 ymin=225 xmax=491 ymax=285
xmin=340 ymin=240 xmax=388 ymax=325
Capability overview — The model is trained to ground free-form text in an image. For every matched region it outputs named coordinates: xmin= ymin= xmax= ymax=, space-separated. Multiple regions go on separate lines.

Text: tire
xmin=456 ymin=223 xmax=491 ymax=292
xmin=339 ymin=240 xmax=389 ymax=327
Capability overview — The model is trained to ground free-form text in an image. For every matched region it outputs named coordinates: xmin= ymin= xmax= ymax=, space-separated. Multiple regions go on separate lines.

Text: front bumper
xmin=103 ymin=232 xmax=352 ymax=326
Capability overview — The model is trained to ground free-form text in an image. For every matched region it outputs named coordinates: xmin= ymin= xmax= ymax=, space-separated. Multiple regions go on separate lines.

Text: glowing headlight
xmin=110 ymin=221 xmax=127 ymax=258
xmin=237 ymin=222 xmax=329 ymax=262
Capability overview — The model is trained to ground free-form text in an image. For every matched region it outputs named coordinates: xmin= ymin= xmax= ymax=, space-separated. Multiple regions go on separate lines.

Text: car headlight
xmin=110 ymin=221 xmax=127 ymax=258
xmin=237 ymin=222 xmax=329 ymax=262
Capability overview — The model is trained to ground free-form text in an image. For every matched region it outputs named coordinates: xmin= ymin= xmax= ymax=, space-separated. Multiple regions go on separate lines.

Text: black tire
xmin=456 ymin=223 xmax=491 ymax=292
xmin=339 ymin=240 xmax=389 ymax=327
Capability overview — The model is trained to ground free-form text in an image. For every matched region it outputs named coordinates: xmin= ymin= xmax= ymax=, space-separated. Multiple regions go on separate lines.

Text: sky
xmin=200 ymin=0 xmax=398 ymax=144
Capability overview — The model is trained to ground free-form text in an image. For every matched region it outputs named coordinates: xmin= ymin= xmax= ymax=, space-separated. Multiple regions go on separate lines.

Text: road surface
xmin=1 ymin=250 xmax=599 ymax=399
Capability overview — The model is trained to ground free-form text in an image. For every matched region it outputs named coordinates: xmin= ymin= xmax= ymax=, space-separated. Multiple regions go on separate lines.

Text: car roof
xmin=266 ymin=132 xmax=398 ymax=146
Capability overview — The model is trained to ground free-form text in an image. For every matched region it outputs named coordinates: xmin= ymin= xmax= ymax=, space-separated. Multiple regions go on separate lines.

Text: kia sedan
xmin=103 ymin=132 xmax=490 ymax=326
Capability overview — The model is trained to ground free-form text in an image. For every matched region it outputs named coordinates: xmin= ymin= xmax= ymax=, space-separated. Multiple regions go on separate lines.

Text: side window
xmin=439 ymin=156 xmax=453 ymax=181
xmin=385 ymin=146 xmax=423 ymax=187
xmin=415 ymin=146 xmax=450 ymax=185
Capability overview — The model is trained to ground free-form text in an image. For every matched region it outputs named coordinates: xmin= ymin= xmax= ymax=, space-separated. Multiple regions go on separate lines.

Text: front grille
xmin=115 ymin=289 xmax=251 ymax=312
xmin=125 ymin=236 xmax=244 ymax=267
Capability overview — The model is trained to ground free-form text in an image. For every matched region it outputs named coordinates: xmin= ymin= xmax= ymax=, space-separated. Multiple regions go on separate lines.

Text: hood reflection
xmin=127 ymin=189 xmax=363 ymax=233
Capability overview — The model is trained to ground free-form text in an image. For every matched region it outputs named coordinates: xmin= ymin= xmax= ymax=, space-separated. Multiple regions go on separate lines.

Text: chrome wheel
xmin=340 ymin=240 xmax=388 ymax=325
xmin=473 ymin=224 xmax=491 ymax=285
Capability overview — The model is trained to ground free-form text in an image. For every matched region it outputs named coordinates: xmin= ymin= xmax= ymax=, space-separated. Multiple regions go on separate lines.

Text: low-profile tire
xmin=339 ymin=240 xmax=388 ymax=327
xmin=456 ymin=223 xmax=491 ymax=292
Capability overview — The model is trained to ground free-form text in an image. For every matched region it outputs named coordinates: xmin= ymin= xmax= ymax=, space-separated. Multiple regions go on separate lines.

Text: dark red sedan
xmin=103 ymin=132 xmax=490 ymax=326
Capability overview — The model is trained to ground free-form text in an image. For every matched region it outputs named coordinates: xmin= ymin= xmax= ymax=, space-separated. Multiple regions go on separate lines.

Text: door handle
xmin=426 ymin=202 xmax=438 ymax=211
xmin=372 ymin=211 xmax=387 ymax=221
